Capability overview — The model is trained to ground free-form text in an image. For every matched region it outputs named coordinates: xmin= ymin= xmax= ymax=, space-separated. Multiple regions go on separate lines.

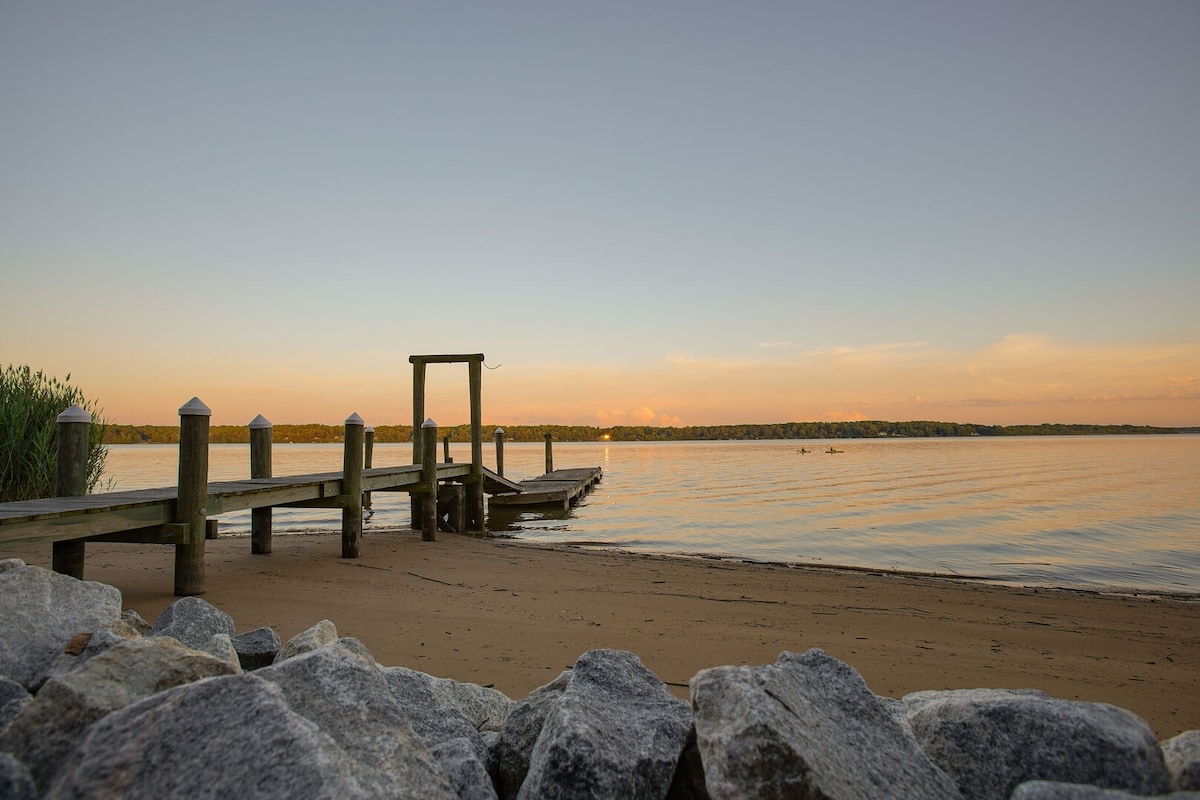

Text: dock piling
xmin=174 ymin=397 xmax=211 ymax=596
xmin=364 ymin=426 xmax=375 ymax=510
xmin=544 ymin=432 xmax=554 ymax=474
xmin=249 ymin=415 xmax=272 ymax=554
xmin=421 ymin=418 xmax=438 ymax=541
xmin=342 ymin=413 xmax=365 ymax=558
xmin=51 ymin=404 xmax=91 ymax=578
xmin=494 ymin=427 xmax=505 ymax=478
xmin=467 ymin=358 xmax=485 ymax=531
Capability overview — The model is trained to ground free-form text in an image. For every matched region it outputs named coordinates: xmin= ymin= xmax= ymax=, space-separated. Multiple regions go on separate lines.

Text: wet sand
xmin=7 ymin=531 xmax=1198 ymax=738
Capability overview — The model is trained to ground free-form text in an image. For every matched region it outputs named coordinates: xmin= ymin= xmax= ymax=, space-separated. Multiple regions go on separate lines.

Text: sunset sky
xmin=2 ymin=2 xmax=1197 ymax=428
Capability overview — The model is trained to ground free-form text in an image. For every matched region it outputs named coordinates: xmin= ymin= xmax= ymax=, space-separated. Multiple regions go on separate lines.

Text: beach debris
xmin=691 ymin=648 xmax=960 ymax=799
xmin=904 ymin=688 xmax=1172 ymax=799
xmin=39 ymin=618 xmax=140 ymax=686
xmin=0 ymin=559 xmax=121 ymax=690
xmin=231 ymin=625 xmax=282 ymax=671
xmin=0 ymin=562 xmax=1197 ymax=800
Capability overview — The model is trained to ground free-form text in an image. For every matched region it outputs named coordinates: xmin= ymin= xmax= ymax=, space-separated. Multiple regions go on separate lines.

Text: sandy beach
xmin=7 ymin=531 xmax=1198 ymax=738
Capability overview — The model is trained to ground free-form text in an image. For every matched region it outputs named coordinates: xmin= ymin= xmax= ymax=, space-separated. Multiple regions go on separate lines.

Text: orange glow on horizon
xmin=34 ymin=335 xmax=1197 ymax=429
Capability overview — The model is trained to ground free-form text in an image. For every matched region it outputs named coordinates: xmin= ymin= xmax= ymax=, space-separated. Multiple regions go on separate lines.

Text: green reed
xmin=0 ymin=365 xmax=110 ymax=502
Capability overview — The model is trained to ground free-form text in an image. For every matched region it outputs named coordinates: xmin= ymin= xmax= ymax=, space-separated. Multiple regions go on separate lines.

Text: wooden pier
xmin=0 ymin=354 xmax=601 ymax=595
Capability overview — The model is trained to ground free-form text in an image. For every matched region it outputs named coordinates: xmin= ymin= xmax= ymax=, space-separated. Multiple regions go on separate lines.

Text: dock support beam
xmin=421 ymin=418 xmax=438 ymax=540
xmin=545 ymin=432 xmax=554 ymax=474
xmin=249 ymin=414 xmax=272 ymax=554
xmin=174 ymin=397 xmax=211 ymax=596
xmin=468 ymin=357 xmax=485 ymax=532
xmin=342 ymin=413 xmax=364 ymax=558
xmin=52 ymin=405 xmax=91 ymax=579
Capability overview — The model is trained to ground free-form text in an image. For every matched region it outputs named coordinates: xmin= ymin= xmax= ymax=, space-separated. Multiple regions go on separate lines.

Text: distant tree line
xmin=102 ymin=420 xmax=1183 ymax=445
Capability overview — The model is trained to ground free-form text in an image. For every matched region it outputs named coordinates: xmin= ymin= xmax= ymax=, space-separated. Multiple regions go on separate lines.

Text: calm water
xmin=102 ymin=436 xmax=1200 ymax=595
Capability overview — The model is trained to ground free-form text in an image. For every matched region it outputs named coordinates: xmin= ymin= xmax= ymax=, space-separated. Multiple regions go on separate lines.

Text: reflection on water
xmin=102 ymin=436 xmax=1200 ymax=594
xmin=486 ymin=505 xmax=575 ymax=534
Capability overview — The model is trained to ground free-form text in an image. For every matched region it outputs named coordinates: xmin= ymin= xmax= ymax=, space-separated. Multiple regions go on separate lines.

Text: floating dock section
xmin=488 ymin=467 xmax=603 ymax=510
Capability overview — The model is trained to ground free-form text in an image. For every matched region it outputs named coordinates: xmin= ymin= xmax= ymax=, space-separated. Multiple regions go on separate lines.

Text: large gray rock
xmin=518 ymin=649 xmax=692 ymax=800
xmin=382 ymin=666 xmax=493 ymax=765
xmin=0 ymin=752 xmax=36 ymax=800
xmin=382 ymin=664 xmax=512 ymax=777
xmin=1010 ymin=780 xmax=1200 ymax=798
xmin=149 ymin=596 xmax=235 ymax=650
xmin=692 ymin=649 xmax=961 ymax=800
xmin=431 ymin=736 xmax=500 ymax=800
xmin=0 ymin=674 xmax=31 ymax=731
xmin=0 ymin=636 xmax=239 ymax=793
xmin=0 ymin=563 xmax=122 ymax=689
xmin=45 ymin=673 xmax=398 ymax=799
xmin=388 ymin=666 xmax=513 ymax=733
xmin=1164 ymin=731 xmax=1200 ymax=791
xmin=904 ymin=688 xmax=1172 ymax=800
xmin=273 ymin=619 xmax=339 ymax=663
xmin=496 ymin=669 xmax=572 ymax=799
xmin=256 ymin=642 xmax=456 ymax=798
xmin=231 ymin=626 xmax=281 ymax=670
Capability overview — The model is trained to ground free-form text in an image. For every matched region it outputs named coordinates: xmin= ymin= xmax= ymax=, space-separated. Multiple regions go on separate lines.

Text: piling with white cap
xmin=52 ymin=404 xmax=91 ymax=578
xmin=174 ymin=398 xmax=211 ymax=596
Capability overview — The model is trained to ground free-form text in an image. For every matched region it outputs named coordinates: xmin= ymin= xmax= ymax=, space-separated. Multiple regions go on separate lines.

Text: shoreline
xmin=5 ymin=530 xmax=1198 ymax=738
xmin=207 ymin=527 xmax=1200 ymax=603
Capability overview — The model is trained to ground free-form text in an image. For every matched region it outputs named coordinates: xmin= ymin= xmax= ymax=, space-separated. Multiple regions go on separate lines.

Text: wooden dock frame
xmin=0 ymin=354 xmax=603 ymax=595
xmin=409 ymin=353 xmax=486 ymax=534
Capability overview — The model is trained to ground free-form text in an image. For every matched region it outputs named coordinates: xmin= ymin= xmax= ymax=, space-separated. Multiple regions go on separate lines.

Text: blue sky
xmin=2 ymin=1 xmax=1197 ymax=426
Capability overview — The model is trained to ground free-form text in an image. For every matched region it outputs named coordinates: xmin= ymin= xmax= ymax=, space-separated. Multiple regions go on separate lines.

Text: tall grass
xmin=0 ymin=365 xmax=109 ymax=502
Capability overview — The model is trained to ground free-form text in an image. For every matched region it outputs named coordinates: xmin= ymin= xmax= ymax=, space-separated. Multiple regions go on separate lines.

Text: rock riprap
xmin=0 ymin=559 xmax=121 ymax=690
xmin=0 ymin=560 xmax=1196 ymax=799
